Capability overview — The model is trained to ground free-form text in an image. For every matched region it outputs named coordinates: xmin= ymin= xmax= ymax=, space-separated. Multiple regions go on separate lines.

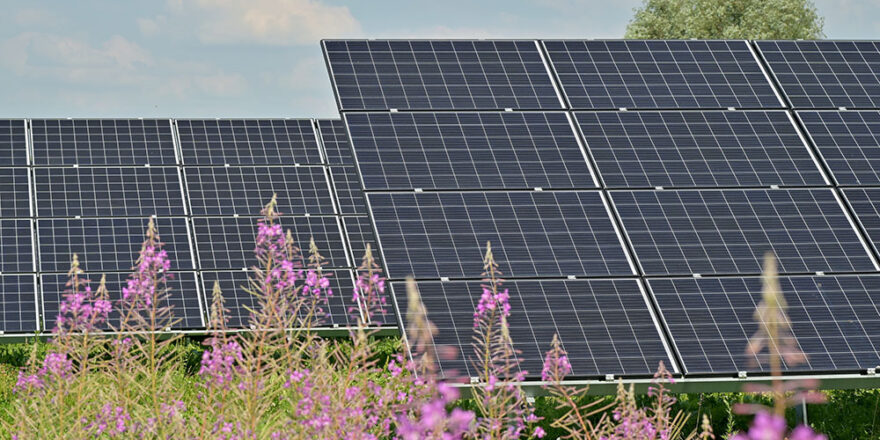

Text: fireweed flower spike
xmin=351 ymin=244 xmax=388 ymax=326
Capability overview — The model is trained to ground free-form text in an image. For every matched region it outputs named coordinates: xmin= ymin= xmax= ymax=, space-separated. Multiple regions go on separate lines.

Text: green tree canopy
xmin=624 ymin=0 xmax=824 ymax=39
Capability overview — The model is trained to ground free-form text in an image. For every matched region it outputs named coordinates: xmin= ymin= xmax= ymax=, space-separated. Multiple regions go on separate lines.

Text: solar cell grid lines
xmin=367 ymin=190 xmax=634 ymax=279
xmin=34 ymin=167 xmax=186 ymax=217
xmin=394 ymin=279 xmax=674 ymax=378
xmin=328 ymin=166 xmax=367 ymax=215
xmin=343 ymin=216 xmax=380 ymax=268
xmin=191 ymin=216 xmax=348 ymax=270
xmin=650 ymin=275 xmax=880 ymax=374
xmin=0 ymin=168 xmax=32 ymax=218
xmin=323 ymin=40 xmax=563 ymax=111
xmin=176 ymin=119 xmax=323 ymax=165
xmin=200 ymin=269 xmax=359 ymax=328
xmin=30 ymin=119 xmax=176 ymax=166
xmin=36 ymin=217 xmax=194 ymax=273
xmin=757 ymin=41 xmax=880 ymax=109
xmin=611 ymin=188 xmax=877 ymax=276
xmin=0 ymin=275 xmax=37 ymax=333
xmin=184 ymin=166 xmax=335 ymax=216
xmin=345 ymin=111 xmax=596 ymax=191
xmin=40 ymin=272 xmax=204 ymax=330
xmin=0 ymin=219 xmax=34 ymax=273
xmin=317 ymin=119 xmax=352 ymax=165
xmin=842 ymin=188 xmax=880 ymax=256
xmin=797 ymin=110 xmax=880 ymax=185
xmin=576 ymin=110 xmax=827 ymax=188
xmin=544 ymin=40 xmax=782 ymax=110
xmin=0 ymin=120 xmax=27 ymax=166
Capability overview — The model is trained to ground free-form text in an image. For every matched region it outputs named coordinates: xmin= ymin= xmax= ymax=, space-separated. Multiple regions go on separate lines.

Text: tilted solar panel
xmin=36 ymin=217 xmax=194 ymax=272
xmin=34 ymin=167 xmax=185 ymax=217
xmin=184 ymin=166 xmax=334 ymax=216
xmin=317 ymin=119 xmax=353 ymax=165
xmin=323 ymin=40 xmax=563 ymax=111
xmin=0 ymin=219 xmax=34 ymax=273
xmin=394 ymin=279 xmax=674 ymax=378
xmin=611 ymin=189 xmax=877 ymax=276
xmin=177 ymin=119 xmax=322 ymax=165
xmin=0 ymin=120 xmax=27 ymax=166
xmin=0 ymin=275 xmax=38 ymax=333
xmin=342 ymin=216 xmax=380 ymax=268
xmin=40 ymin=272 xmax=204 ymax=330
xmin=575 ymin=110 xmax=826 ymax=188
xmin=328 ymin=166 xmax=367 ymax=215
xmin=31 ymin=119 xmax=176 ymax=166
xmin=650 ymin=274 xmax=880 ymax=374
xmin=797 ymin=110 xmax=880 ymax=185
xmin=756 ymin=40 xmax=880 ymax=109
xmin=191 ymin=216 xmax=348 ymax=270
xmin=0 ymin=168 xmax=32 ymax=218
xmin=544 ymin=40 xmax=782 ymax=110
xmin=842 ymin=188 xmax=880 ymax=256
xmin=345 ymin=111 xmax=596 ymax=191
xmin=200 ymin=269 xmax=358 ymax=328
xmin=367 ymin=190 xmax=634 ymax=279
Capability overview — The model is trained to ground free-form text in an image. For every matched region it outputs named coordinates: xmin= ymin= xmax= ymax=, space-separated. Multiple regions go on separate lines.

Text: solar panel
xmin=343 ymin=216 xmax=380 ymax=268
xmin=575 ymin=110 xmax=827 ymax=188
xmin=394 ymin=278 xmax=674 ymax=378
xmin=0 ymin=220 xmax=34 ymax=273
xmin=367 ymin=190 xmax=634 ymax=279
xmin=756 ymin=41 xmax=880 ymax=109
xmin=200 ymin=269 xmax=358 ymax=328
xmin=797 ymin=110 xmax=880 ymax=185
xmin=323 ymin=40 xmax=563 ymax=111
xmin=544 ymin=40 xmax=782 ymax=110
xmin=40 ymin=272 xmax=204 ymax=330
xmin=841 ymin=188 xmax=880 ymax=255
xmin=177 ymin=119 xmax=322 ymax=165
xmin=34 ymin=167 xmax=185 ymax=217
xmin=0 ymin=275 xmax=37 ymax=333
xmin=317 ymin=119 xmax=353 ymax=165
xmin=31 ymin=119 xmax=176 ymax=166
xmin=328 ymin=166 xmax=367 ymax=215
xmin=0 ymin=120 xmax=27 ymax=166
xmin=345 ymin=112 xmax=596 ymax=191
xmin=650 ymin=274 xmax=880 ymax=374
xmin=0 ymin=168 xmax=31 ymax=218
xmin=611 ymin=189 xmax=877 ymax=276
xmin=191 ymin=216 xmax=348 ymax=270
xmin=184 ymin=166 xmax=334 ymax=216
xmin=36 ymin=217 xmax=194 ymax=272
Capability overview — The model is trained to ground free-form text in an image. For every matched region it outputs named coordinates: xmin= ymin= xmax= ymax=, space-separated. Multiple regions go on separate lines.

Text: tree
xmin=624 ymin=0 xmax=824 ymax=40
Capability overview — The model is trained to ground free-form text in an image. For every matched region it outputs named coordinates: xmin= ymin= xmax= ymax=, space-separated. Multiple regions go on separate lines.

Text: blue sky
xmin=1 ymin=0 xmax=878 ymax=118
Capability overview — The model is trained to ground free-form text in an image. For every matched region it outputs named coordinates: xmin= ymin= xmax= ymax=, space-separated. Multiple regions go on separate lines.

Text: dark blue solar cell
xmin=611 ymin=189 xmax=876 ymax=276
xmin=798 ymin=110 xmax=880 ymax=185
xmin=34 ymin=167 xmax=185 ymax=217
xmin=177 ymin=119 xmax=323 ymax=165
xmin=0 ymin=220 xmax=34 ymax=273
xmin=576 ymin=110 xmax=826 ymax=188
xmin=757 ymin=40 xmax=880 ymax=108
xmin=393 ymin=278 xmax=673 ymax=378
xmin=0 ymin=275 xmax=37 ymax=333
xmin=36 ymin=217 xmax=194 ymax=272
xmin=329 ymin=166 xmax=366 ymax=215
xmin=367 ymin=190 xmax=634 ymax=279
xmin=185 ymin=166 xmax=334 ymax=216
xmin=41 ymin=272 xmax=204 ymax=330
xmin=0 ymin=168 xmax=31 ymax=218
xmin=545 ymin=40 xmax=781 ymax=109
xmin=191 ymin=216 xmax=348 ymax=270
xmin=31 ymin=119 xmax=176 ymax=166
xmin=0 ymin=120 xmax=27 ymax=166
xmin=842 ymin=188 xmax=880 ymax=256
xmin=343 ymin=216 xmax=380 ymax=268
xmin=323 ymin=40 xmax=563 ymax=111
xmin=317 ymin=119 xmax=353 ymax=165
xmin=650 ymin=274 xmax=880 ymax=374
xmin=345 ymin=112 xmax=595 ymax=190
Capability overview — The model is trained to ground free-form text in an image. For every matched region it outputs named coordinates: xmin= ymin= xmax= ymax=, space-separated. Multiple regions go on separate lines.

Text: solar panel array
xmin=0 ymin=117 xmax=386 ymax=335
xmin=323 ymin=39 xmax=880 ymax=380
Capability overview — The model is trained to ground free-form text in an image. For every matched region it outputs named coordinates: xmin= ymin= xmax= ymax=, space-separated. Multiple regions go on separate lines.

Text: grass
xmin=0 ymin=338 xmax=878 ymax=439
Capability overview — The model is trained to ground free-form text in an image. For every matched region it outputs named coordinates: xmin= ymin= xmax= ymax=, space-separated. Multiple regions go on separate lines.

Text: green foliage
xmin=625 ymin=0 xmax=824 ymax=39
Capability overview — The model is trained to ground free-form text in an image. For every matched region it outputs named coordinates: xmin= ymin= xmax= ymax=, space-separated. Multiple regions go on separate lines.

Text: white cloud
xmin=141 ymin=0 xmax=361 ymax=45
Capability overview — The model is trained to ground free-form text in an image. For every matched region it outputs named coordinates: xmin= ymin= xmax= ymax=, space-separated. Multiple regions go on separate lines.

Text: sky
xmin=1 ymin=0 xmax=878 ymax=119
